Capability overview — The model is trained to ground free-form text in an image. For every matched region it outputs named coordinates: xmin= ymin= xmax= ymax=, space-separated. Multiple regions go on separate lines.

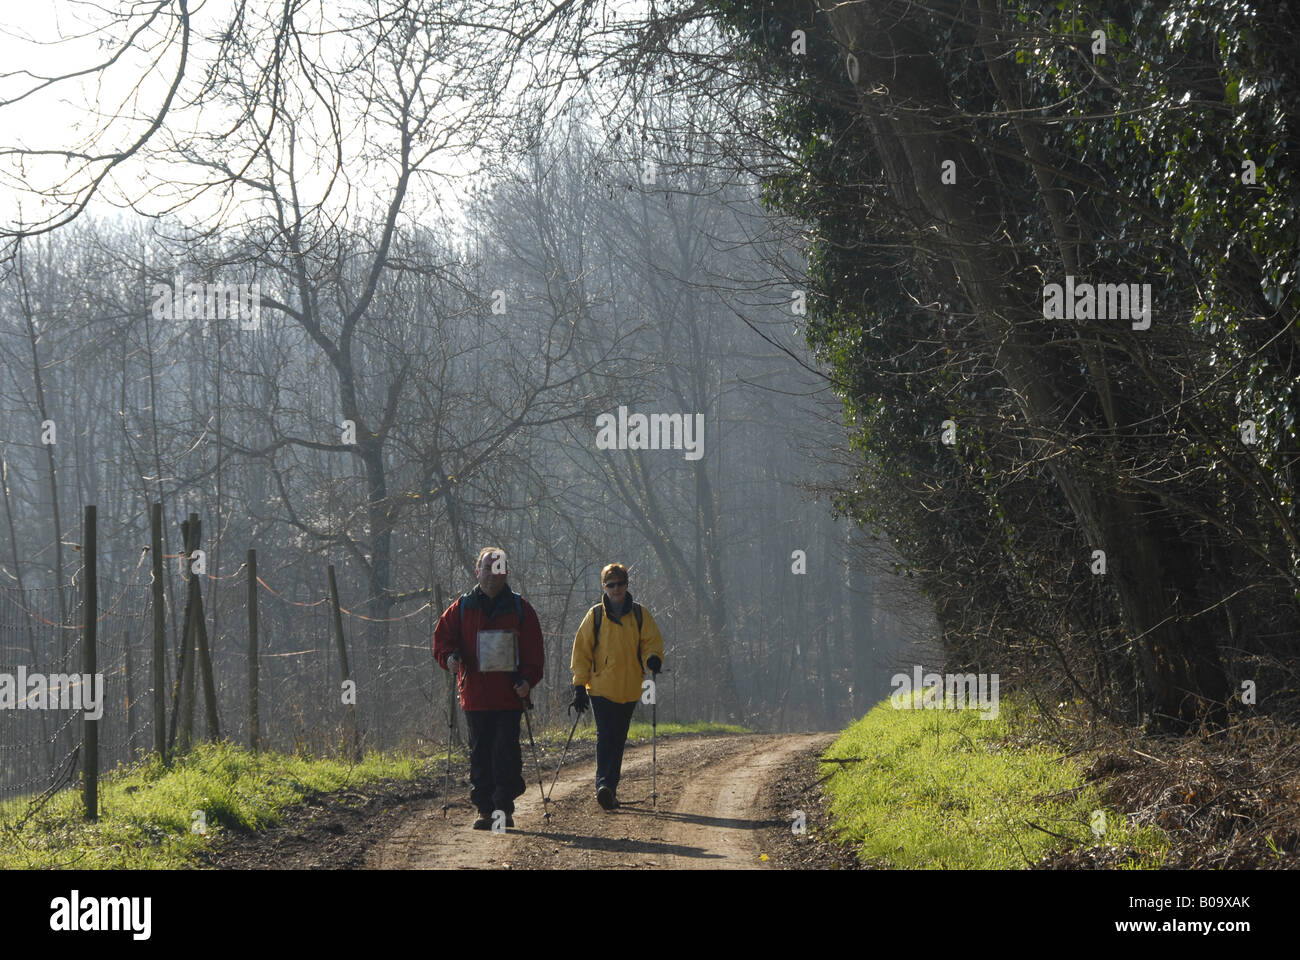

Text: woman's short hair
xmin=601 ymin=563 xmax=628 ymax=584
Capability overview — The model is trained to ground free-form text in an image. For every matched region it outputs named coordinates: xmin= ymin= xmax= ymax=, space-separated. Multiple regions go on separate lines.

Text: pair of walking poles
xmin=537 ymin=684 xmax=659 ymax=818
xmin=438 ymin=670 xmax=555 ymax=822
xmin=439 ymin=658 xmax=556 ymax=823
xmin=440 ymin=673 xmax=660 ymax=823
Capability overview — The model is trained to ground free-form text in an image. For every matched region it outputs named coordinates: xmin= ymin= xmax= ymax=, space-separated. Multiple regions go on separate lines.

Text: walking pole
xmin=651 ymin=692 xmax=658 ymax=814
xmin=545 ymin=708 xmax=582 ymax=808
xmin=516 ymin=675 xmax=550 ymax=827
xmin=649 ymin=661 xmax=664 ymax=814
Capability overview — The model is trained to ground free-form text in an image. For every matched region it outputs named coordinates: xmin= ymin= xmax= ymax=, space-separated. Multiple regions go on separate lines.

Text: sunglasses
xmin=604 ymin=580 xmax=628 ymax=588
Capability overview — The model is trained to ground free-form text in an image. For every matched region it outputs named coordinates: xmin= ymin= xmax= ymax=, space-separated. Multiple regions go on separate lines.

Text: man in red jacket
xmin=433 ymin=546 xmax=544 ymax=830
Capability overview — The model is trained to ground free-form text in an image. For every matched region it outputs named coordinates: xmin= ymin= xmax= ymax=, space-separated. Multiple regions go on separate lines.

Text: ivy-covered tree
xmin=700 ymin=0 xmax=1298 ymax=730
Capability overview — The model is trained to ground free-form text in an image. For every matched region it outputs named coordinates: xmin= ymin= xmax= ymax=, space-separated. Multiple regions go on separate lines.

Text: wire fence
xmin=0 ymin=585 xmax=87 ymax=805
xmin=0 ymin=547 xmax=612 ymax=809
xmin=0 ymin=559 xmax=454 ymax=807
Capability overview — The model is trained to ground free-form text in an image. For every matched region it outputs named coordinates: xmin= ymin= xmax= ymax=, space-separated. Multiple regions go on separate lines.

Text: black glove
xmin=571 ymin=685 xmax=590 ymax=715
xmin=646 ymin=655 xmax=662 ymax=675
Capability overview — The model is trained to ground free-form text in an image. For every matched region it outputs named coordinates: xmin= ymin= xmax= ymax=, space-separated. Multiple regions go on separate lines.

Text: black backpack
xmin=592 ymin=601 xmax=643 ymax=672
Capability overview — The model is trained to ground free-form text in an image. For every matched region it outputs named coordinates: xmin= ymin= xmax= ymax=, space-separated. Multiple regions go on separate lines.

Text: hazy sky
xmin=0 ymin=0 xmax=536 ymax=241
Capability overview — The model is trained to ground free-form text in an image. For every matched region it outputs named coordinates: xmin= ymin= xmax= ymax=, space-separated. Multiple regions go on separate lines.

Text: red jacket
xmin=433 ymin=585 xmax=544 ymax=711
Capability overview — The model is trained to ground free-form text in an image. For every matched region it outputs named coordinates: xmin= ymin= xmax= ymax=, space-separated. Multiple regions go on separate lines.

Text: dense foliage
xmin=707 ymin=0 xmax=1300 ymax=728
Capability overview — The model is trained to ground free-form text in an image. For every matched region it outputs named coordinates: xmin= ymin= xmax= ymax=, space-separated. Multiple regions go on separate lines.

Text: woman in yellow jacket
xmin=570 ymin=563 xmax=664 ymax=810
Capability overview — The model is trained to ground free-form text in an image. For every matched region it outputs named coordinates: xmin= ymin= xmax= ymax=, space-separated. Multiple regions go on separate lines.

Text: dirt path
xmin=368 ymin=733 xmax=834 ymax=870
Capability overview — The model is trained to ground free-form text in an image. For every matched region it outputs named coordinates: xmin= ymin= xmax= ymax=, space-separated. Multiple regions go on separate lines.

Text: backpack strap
xmin=632 ymin=602 xmax=643 ymax=672
xmin=457 ymin=593 xmax=475 ymax=651
xmin=512 ymin=592 xmax=524 ymax=674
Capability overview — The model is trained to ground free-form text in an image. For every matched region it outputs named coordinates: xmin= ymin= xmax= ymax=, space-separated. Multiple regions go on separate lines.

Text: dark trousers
xmin=465 ymin=709 xmax=526 ymax=816
xmin=591 ymin=695 xmax=638 ymax=793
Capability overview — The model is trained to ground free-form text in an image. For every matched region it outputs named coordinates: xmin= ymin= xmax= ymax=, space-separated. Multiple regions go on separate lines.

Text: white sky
xmin=0 ymin=0 xmax=579 ymax=243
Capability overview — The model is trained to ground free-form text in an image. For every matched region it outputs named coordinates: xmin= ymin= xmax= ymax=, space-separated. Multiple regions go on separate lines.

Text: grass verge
xmin=821 ymin=694 xmax=1169 ymax=869
xmin=1 ymin=721 xmax=744 ymax=869
xmin=0 ymin=742 xmax=434 ymax=869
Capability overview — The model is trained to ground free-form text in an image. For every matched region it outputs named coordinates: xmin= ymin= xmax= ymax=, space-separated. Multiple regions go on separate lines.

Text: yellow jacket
xmin=571 ymin=598 xmax=665 ymax=704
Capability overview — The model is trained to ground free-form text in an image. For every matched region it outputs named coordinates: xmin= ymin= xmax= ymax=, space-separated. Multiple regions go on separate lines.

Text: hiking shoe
xmin=596 ymin=785 xmax=616 ymax=811
xmin=471 ymin=815 xmax=491 ymax=830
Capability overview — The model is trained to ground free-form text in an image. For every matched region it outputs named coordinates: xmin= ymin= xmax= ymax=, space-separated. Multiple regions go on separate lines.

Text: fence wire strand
xmin=1 ymin=568 xmax=486 ymax=810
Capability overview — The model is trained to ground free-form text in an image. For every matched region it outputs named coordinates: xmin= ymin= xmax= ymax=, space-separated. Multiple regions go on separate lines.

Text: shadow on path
xmin=604 ymin=807 xmax=786 ymax=831
xmin=508 ymin=828 xmax=722 ymax=860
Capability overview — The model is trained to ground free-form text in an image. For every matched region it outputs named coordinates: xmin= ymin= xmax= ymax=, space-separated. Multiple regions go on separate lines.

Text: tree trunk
xmin=815 ymin=0 xmax=1229 ymax=728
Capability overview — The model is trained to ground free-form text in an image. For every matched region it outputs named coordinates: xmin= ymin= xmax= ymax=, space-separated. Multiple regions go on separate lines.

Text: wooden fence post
xmin=183 ymin=515 xmax=220 ymax=742
xmin=82 ymin=505 xmax=98 ymax=821
xmin=178 ymin=516 xmax=198 ymax=755
xmin=194 ymin=593 xmax=220 ymax=742
xmin=247 ymin=548 xmax=260 ymax=752
xmin=327 ymin=564 xmax=360 ymax=760
xmin=151 ymin=503 xmax=166 ymax=757
xmin=166 ymin=517 xmax=192 ymax=758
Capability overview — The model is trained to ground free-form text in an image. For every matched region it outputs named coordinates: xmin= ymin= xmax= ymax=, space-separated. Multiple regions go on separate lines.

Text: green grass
xmin=0 ymin=742 xmax=436 ymax=869
xmin=0 ymin=721 xmax=743 ymax=869
xmin=821 ymin=693 xmax=1169 ymax=869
